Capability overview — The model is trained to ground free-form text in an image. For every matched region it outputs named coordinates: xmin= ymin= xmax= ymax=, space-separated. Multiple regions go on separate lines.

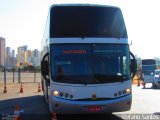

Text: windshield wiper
xmin=74 ymin=79 xmax=88 ymax=85
xmin=53 ymin=75 xmax=88 ymax=85
xmin=94 ymin=74 xmax=124 ymax=83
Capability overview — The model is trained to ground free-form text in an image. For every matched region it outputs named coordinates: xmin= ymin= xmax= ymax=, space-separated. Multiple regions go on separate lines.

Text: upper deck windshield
xmin=142 ymin=59 xmax=156 ymax=65
xmin=50 ymin=5 xmax=127 ymax=38
xmin=50 ymin=44 xmax=130 ymax=84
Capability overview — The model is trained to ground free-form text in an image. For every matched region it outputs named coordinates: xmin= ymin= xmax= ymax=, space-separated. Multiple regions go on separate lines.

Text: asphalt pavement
xmin=1 ymin=72 xmax=160 ymax=120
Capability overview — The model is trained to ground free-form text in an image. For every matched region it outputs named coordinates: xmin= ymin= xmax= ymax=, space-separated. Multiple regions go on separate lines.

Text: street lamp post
xmin=18 ymin=67 xmax=21 ymax=84
xmin=12 ymin=66 xmax=15 ymax=83
xmin=34 ymin=66 xmax=36 ymax=83
xmin=3 ymin=65 xmax=7 ymax=93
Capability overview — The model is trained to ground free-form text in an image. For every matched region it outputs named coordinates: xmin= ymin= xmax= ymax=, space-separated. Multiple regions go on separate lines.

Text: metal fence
xmin=0 ymin=70 xmax=41 ymax=84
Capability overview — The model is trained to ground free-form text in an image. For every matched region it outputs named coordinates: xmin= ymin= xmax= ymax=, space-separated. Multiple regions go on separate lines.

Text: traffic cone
xmin=52 ymin=113 xmax=57 ymax=120
xmin=20 ymin=83 xmax=23 ymax=93
xmin=38 ymin=83 xmax=41 ymax=92
xmin=14 ymin=105 xmax=21 ymax=120
xmin=3 ymin=86 xmax=7 ymax=93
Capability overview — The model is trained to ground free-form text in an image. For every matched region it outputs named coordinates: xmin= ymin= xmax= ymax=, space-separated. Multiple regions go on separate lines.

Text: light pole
xmin=3 ymin=64 xmax=7 ymax=93
xmin=18 ymin=63 xmax=22 ymax=84
xmin=34 ymin=66 xmax=36 ymax=83
xmin=12 ymin=65 xmax=15 ymax=83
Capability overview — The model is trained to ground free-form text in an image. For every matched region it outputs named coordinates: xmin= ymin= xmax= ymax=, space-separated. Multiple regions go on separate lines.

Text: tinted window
xmin=93 ymin=44 xmax=130 ymax=82
xmin=142 ymin=59 xmax=156 ymax=65
xmin=155 ymin=71 xmax=160 ymax=75
xmin=50 ymin=44 xmax=130 ymax=84
xmin=50 ymin=6 xmax=127 ymax=38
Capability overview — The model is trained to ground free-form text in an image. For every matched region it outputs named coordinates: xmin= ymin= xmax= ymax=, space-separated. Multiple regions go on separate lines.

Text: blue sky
xmin=0 ymin=0 xmax=160 ymax=58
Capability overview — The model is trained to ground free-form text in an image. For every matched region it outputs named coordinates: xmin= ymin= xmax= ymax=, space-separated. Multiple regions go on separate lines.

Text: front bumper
xmin=49 ymin=94 xmax=132 ymax=114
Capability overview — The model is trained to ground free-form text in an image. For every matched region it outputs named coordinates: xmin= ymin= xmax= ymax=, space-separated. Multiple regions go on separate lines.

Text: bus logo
xmin=92 ymin=94 xmax=97 ymax=100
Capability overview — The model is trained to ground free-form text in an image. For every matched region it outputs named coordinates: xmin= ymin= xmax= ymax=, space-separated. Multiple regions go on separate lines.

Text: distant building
xmin=0 ymin=37 xmax=5 ymax=67
xmin=23 ymin=45 xmax=28 ymax=52
xmin=17 ymin=45 xmax=40 ymax=67
xmin=17 ymin=45 xmax=28 ymax=66
xmin=31 ymin=49 xmax=40 ymax=67
xmin=25 ymin=50 xmax=32 ymax=64
xmin=6 ymin=47 xmax=11 ymax=68
xmin=5 ymin=47 xmax=15 ymax=69
xmin=11 ymin=49 xmax=15 ymax=58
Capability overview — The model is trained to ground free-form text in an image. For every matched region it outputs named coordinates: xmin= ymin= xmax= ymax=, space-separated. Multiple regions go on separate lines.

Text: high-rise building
xmin=11 ymin=49 xmax=15 ymax=58
xmin=17 ymin=45 xmax=40 ymax=67
xmin=6 ymin=47 xmax=11 ymax=68
xmin=11 ymin=49 xmax=16 ymax=67
xmin=23 ymin=45 xmax=28 ymax=52
xmin=5 ymin=47 xmax=15 ymax=69
xmin=25 ymin=50 xmax=32 ymax=64
xmin=17 ymin=46 xmax=25 ymax=65
xmin=0 ymin=37 xmax=5 ymax=66
xmin=31 ymin=49 xmax=40 ymax=67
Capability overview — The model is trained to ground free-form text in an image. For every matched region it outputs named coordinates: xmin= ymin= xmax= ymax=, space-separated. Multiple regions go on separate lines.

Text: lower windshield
xmin=142 ymin=65 xmax=156 ymax=75
xmin=50 ymin=44 xmax=130 ymax=84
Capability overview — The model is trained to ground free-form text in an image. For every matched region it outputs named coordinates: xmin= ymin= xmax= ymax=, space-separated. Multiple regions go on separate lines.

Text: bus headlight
xmin=69 ymin=95 xmax=73 ymax=99
xmin=59 ymin=92 xmax=64 ymax=97
xmin=126 ymin=88 xmax=131 ymax=94
xmin=118 ymin=91 xmax=122 ymax=96
xmin=53 ymin=91 xmax=74 ymax=99
xmin=114 ymin=88 xmax=131 ymax=97
xmin=64 ymin=93 xmax=69 ymax=98
xmin=114 ymin=93 xmax=118 ymax=97
xmin=53 ymin=91 xmax=59 ymax=96
xmin=122 ymin=90 xmax=126 ymax=94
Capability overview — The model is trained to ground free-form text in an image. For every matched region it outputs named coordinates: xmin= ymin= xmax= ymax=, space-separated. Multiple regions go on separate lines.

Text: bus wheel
xmin=152 ymin=83 xmax=157 ymax=89
xmin=44 ymin=82 xmax=49 ymax=103
xmin=49 ymin=101 xmax=53 ymax=113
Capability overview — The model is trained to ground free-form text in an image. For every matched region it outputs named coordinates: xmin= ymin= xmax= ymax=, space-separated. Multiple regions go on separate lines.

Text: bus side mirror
xmin=130 ymin=51 xmax=137 ymax=79
xmin=41 ymin=52 xmax=49 ymax=81
xmin=41 ymin=60 xmax=49 ymax=76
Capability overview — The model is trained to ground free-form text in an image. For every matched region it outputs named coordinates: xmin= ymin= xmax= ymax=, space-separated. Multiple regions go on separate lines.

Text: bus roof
xmin=141 ymin=58 xmax=155 ymax=61
xmin=49 ymin=4 xmax=120 ymax=10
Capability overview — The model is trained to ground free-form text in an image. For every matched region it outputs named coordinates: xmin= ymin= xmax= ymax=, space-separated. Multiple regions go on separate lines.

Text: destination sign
xmin=62 ymin=50 xmax=87 ymax=54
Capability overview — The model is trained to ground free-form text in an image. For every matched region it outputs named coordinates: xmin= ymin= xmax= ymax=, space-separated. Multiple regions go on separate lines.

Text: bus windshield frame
xmin=50 ymin=44 xmax=130 ymax=84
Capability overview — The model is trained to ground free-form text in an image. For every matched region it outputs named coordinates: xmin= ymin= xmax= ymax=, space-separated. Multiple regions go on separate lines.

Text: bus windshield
xmin=50 ymin=6 xmax=127 ymax=38
xmin=142 ymin=59 xmax=156 ymax=75
xmin=50 ymin=44 xmax=130 ymax=84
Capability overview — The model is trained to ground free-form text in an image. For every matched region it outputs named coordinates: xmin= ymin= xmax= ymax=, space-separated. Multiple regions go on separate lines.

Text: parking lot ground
xmin=116 ymin=84 xmax=160 ymax=114
xmin=0 ymin=82 xmax=52 ymax=120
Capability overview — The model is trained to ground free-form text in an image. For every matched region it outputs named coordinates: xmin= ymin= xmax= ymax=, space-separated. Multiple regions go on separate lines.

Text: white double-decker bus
xmin=142 ymin=59 xmax=157 ymax=86
xmin=41 ymin=4 xmax=137 ymax=114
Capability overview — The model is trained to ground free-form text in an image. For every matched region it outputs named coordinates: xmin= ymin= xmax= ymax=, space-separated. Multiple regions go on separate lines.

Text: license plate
xmin=88 ymin=106 xmax=102 ymax=112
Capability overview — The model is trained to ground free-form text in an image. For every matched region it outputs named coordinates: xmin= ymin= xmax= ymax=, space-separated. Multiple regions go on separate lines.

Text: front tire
xmin=48 ymin=98 xmax=54 ymax=113
xmin=43 ymin=80 xmax=49 ymax=103
xmin=152 ymin=83 xmax=157 ymax=89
